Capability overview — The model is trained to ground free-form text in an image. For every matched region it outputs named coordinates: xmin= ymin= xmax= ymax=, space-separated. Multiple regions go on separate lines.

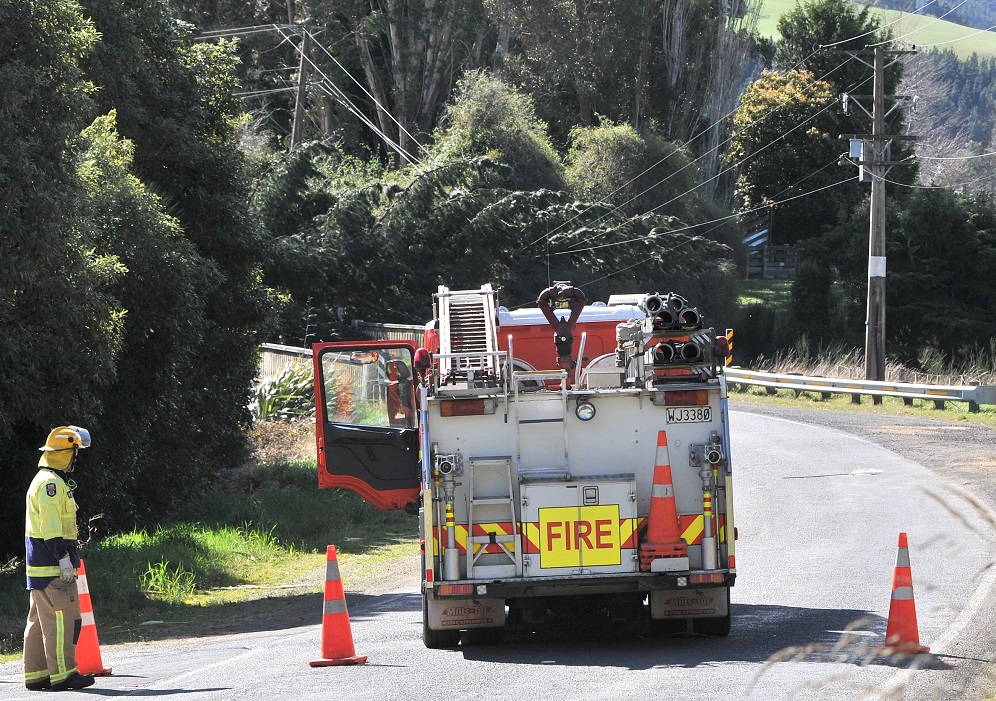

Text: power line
xmin=919 ymin=149 xmax=996 ymax=160
xmin=270 ymin=25 xmax=425 ymax=169
xmin=867 ymin=0 xmax=971 ymax=48
xmin=912 ymin=22 xmax=996 ymax=49
xmin=818 ymin=0 xmax=942 ymax=49
xmin=563 ymin=69 xmax=873 ymax=254
xmin=550 ymin=177 xmax=853 ymax=257
xmin=886 ymin=171 xmax=996 ymax=189
xmin=305 ymin=28 xmax=432 ymax=162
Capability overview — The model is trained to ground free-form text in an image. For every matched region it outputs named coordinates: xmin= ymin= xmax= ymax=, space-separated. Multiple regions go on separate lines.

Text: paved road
xmin=1 ymin=406 xmax=994 ymax=700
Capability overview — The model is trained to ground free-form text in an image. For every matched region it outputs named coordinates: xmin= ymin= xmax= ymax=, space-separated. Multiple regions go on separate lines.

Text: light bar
xmin=690 ymin=573 xmax=726 ymax=585
xmin=437 ymin=584 xmax=473 ymax=596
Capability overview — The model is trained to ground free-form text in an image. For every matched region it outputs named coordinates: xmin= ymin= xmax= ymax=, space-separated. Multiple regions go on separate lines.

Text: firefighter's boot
xmin=51 ymin=672 xmax=95 ymax=691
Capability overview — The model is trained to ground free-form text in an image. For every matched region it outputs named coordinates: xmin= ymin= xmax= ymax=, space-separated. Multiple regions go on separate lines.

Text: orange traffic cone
xmin=310 ymin=546 xmax=367 ymax=667
xmin=75 ymin=559 xmax=112 ymax=676
xmin=883 ymin=532 xmax=930 ymax=654
xmin=639 ymin=431 xmax=689 ymax=572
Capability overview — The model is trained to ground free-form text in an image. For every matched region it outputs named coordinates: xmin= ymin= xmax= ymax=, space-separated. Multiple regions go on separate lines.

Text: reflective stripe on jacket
xmin=25 ymin=469 xmax=80 ymax=589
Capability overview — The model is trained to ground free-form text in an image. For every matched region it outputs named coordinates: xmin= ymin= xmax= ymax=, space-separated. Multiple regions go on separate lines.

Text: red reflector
xmin=440 ymin=399 xmax=488 ymax=417
xmin=690 ymin=573 xmax=726 ymax=585
xmin=714 ymin=335 xmax=729 ymax=357
xmin=437 ymin=584 xmax=473 ymax=596
xmin=665 ymin=390 xmax=708 ymax=406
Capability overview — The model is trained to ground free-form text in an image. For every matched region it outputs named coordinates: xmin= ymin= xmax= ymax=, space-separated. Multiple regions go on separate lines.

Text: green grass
xmin=757 ymin=0 xmax=996 ymax=59
xmin=737 ymin=278 xmax=793 ymax=308
xmin=0 ymin=425 xmax=415 ymax=659
xmin=729 ymin=382 xmax=996 ymax=428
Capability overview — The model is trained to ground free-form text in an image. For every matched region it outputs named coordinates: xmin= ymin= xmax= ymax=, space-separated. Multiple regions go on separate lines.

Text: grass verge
xmin=0 ymin=422 xmax=415 ymax=661
xmin=728 ymin=382 xmax=996 ymax=429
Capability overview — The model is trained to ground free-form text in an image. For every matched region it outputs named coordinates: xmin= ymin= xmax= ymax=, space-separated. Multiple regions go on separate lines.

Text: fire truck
xmin=311 ymin=282 xmax=736 ymax=647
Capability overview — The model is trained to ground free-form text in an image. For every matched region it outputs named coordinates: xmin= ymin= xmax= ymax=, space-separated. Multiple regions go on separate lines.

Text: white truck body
xmin=313 ymin=284 xmax=737 ymax=647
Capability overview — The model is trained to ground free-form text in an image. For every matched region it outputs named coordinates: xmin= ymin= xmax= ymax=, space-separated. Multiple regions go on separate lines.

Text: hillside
xmin=757 ymin=0 xmax=996 ymax=59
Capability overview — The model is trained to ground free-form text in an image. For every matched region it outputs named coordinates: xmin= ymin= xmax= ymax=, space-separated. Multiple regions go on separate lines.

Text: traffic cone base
xmin=309 ymin=654 xmax=368 ymax=667
xmin=75 ymin=560 xmax=112 ymax=676
xmin=881 ymin=533 xmax=930 ymax=655
xmin=310 ymin=545 xmax=367 ymax=667
xmin=639 ymin=431 xmax=688 ymax=572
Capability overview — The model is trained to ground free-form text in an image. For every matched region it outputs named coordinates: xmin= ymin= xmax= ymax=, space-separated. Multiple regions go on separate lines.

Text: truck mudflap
xmin=650 ymin=587 xmax=729 ymax=619
xmin=426 ymin=597 xmax=507 ymax=630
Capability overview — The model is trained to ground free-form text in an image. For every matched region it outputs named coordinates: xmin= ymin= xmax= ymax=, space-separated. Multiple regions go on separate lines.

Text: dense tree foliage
xmin=0 ymin=0 xmax=122 ymax=554
xmin=4 ymin=0 xmax=996 ymax=560
xmin=729 ymin=70 xmax=853 ymax=244
xmin=0 ymin=0 xmax=266 ymax=557
xmin=251 ymin=74 xmax=739 ymax=341
xmin=789 ymin=189 xmax=996 ymax=364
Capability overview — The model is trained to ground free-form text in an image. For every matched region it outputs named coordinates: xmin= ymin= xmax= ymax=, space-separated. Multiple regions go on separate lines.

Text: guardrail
xmin=259 ymin=343 xmax=995 ymax=413
xmin=724 ymin=367 xmax=996 ymax=413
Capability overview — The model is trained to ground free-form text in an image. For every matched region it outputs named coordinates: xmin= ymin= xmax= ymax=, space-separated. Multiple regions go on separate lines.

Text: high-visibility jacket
xmin=24 ymin=468 xmax=80 ymax=589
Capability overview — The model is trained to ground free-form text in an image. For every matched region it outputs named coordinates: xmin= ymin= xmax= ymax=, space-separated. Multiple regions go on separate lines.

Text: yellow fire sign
xmin=538 ymin=505 xmax=622 ymax=568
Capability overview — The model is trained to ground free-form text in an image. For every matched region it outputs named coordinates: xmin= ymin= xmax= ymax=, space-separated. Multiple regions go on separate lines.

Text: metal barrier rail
xmin=724 ymin=367 xmax=996 ymax=413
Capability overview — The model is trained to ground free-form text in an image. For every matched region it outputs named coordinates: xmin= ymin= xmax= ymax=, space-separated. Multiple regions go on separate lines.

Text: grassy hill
xmin=757 ymin=0 xmax=996 ymax=59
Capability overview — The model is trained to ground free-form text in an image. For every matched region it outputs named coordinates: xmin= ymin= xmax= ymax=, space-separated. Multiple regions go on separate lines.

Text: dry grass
xmin=751 ymin=341 xmax=996 ymax=387
xmin=248 ymin=421 xmax=316 ymax=466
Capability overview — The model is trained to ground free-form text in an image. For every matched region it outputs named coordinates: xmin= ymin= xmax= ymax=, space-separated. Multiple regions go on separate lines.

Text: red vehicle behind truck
xmin=312 ymin=282 xmax=737 ymax=647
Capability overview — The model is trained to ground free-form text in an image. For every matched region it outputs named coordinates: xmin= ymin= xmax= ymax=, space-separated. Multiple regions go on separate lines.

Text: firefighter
xmin=23 ymin=425 xmax=95 ymax=691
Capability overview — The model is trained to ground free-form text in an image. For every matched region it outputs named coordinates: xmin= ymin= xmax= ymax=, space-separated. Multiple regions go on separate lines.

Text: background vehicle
xmin=312 ymin=283 xmax=736 ymax=647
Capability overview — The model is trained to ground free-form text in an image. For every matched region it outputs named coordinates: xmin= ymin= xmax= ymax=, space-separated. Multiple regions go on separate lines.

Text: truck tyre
xmin=693 ymin=588 xmax=732 ymax=637
xmin=423 ymin=595 xmax=461 ymax=649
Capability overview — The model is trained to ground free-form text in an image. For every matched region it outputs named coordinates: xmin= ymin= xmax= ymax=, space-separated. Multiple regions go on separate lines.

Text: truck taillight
xmin=437 ymin=584 xmax=473 ymax=596
xmin=439 ymin=399 xmax=493 ymax=416
xmin=665 ymin=390 xmax=708 ymax=406
xmin=690 ymin=573 xmax=726 ymax=585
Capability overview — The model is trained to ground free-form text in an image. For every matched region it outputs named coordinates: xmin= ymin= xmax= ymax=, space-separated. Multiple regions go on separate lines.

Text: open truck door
xmin=313 ymin=340 xmax=420 ymax=512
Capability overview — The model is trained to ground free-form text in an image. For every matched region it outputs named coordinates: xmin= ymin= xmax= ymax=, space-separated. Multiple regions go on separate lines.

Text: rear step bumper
xmin=429 ymin=570 xmax=735 ymax=599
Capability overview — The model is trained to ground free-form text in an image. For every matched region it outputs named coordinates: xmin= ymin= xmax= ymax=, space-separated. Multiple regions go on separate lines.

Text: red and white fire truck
xmin=312 ymin=282 xmax=736 ymax=647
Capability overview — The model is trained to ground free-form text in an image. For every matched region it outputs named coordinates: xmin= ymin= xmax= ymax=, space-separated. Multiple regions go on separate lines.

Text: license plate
xmin=666 ymin=406 xmax=712 ymax=423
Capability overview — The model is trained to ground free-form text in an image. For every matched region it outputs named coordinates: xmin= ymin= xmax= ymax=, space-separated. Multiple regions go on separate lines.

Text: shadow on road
xmin=352 ymin=592 xmax=950 ymax=673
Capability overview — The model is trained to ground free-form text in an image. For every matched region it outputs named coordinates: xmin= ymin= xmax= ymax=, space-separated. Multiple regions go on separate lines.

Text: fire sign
xmin=538 ymin=505 xmax=622 ymax=568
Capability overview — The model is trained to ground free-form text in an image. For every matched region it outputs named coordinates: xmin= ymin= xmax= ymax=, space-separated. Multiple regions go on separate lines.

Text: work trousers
xmin=23 ymin=580 xmax=82 ymax=685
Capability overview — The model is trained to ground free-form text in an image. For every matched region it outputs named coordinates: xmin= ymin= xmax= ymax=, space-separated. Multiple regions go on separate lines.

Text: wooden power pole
xmin=839 ymin=46 xmax=916 ymax=386
xmin=291 ymin=27 xmax=310 ymax=150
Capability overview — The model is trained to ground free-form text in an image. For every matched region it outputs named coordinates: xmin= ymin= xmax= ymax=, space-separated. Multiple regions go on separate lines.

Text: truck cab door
xmin=313 ymin=340 xmax=420 ymax=512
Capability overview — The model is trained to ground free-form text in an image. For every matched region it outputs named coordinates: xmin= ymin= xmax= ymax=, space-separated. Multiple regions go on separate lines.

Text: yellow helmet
xmin=39 ymin=425 xmax=91 ymax=452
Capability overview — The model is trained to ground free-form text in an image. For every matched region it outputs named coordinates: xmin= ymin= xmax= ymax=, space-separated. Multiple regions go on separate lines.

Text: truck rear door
xmin=312 ymin=341 xmax=420 ymax=511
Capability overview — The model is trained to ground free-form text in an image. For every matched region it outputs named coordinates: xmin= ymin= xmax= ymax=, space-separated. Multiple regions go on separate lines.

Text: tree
xmin=308 ymin=0 xmax=490 ymax=164
xmin=729 ymin=69 xmax=854 ymax=244
xmin=77 ymin=0 xmax=270 ymax=519
xmin=888 ymin=189 xmax=996 ymax=361
xmin=431 ymin=71 xmax=565 ymax=191
xmin=0 ymin=0 xmax=127 ymax=555
xmin=74 ymin=112 xmax=221 ymax=522
xmin=491 ymin=0 xmax=762 ymax=192
xmin=565 ymin=122 xmax=702 ymax=222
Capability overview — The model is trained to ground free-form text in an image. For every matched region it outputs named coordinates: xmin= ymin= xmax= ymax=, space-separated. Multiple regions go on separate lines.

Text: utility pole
xmin=839 ymin=46 xmax=916 ymax=385
xmin=290 ymin=26 xmax=310 ymax=150
xmin=866 ymin=46 xmax=887 ymax=383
